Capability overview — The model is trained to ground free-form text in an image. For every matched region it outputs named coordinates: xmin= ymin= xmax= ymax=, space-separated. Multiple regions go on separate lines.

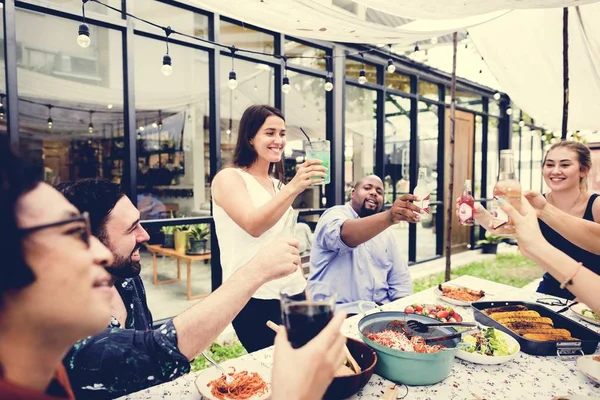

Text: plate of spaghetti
xmin=194 ymin=359 xmax=271 ymax=400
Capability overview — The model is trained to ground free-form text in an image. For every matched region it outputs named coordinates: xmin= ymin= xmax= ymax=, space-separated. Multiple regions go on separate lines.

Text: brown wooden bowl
xmin=324 ymin=337 xmax=378 ymax=399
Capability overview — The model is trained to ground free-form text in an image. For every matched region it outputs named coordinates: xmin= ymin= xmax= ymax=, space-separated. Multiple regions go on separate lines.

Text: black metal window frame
xmin=4 ymin=0 xmax=513 ymax=288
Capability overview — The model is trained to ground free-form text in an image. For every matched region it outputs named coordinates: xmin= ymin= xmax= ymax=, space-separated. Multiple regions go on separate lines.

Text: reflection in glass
xmin=220 ymin=20 xmax=274 ymax=54
xmin=134 ymin=36 xmax=210 ymax=219
xmin=416 ymin=101 xmax=439 ymax=261
xmin=384 ymin=93 xmax=411 ymax=253
xmin=284 ymin=40 xmax=327 ymax=71
xmin=284 ymin=72 xmax=327 ymax=209
xmin=520 ymin=127 xmax=533 ymax=191
xmin=220 ymin=56 xmax=275 ymax=166
xmin=512 ymin=123 xmax=521 ymax=181
xmin=531 ymin=129 xmax=543 ymax=192
xmin=387 ymin=72 xmax=411 ymax=93
xmin=133 ymin=0 xmax=209 ymax=39
xmin=344 ymin=85 xmax=377 ymax=200
xmin=15 ymin=11 xmax=123 ymax=186
xmin=418 ymin=80 xmax=439 ymax=101
xmin=346 ymin=58 xmax=377 ymax=84
xmin=487 ymin=118 xmax=500 ymax=198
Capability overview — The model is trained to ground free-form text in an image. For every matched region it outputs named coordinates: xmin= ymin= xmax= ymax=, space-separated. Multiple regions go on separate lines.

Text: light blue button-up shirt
xmin=308 ymin=203 xmax=413 ymax=315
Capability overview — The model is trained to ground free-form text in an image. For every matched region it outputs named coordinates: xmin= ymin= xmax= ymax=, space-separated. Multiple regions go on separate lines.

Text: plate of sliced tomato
xmin=404 ymin=303 xmax=463 ymax=323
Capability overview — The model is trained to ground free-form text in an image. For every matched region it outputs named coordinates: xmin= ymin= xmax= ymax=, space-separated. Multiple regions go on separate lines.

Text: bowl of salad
xmin=456 ymin=327 xmax=520 ymax=365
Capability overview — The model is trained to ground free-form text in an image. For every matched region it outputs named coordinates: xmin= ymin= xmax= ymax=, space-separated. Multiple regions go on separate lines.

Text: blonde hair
xmin=544 ymin=141 xmax=591 ymax=190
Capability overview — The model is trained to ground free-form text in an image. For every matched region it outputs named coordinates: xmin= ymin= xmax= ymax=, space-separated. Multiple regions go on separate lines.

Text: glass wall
xmin=219 ymin=55 xmax=275 ymax=165
xmin=284 ymin=71 xmax=327 ymax=209
xmin=487 ymin=117 xmax=500 ymax=197
xmin=384 ymin=93 xmax=411 ymax=253
xmin=15 ymin=10 xmax=123 ymax=185
xmin=344 ymin=85 xmax=377 ymax=200
xmin=417 ymin=101 xmax=439 ymax=261
xmin=134 ymin=37 xmax=210 ymax=219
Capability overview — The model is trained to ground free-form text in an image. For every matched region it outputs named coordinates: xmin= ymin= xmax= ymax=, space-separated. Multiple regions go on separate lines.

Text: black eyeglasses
xmin=536 ymin=297 xmax=568 ymax=307
xmin=19 ymin=212 xmax=91 ymax=247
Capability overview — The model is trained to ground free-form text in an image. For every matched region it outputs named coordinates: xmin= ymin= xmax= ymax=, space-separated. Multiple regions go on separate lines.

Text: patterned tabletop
xmin=120 ymin=275 xmax=600 ymax=400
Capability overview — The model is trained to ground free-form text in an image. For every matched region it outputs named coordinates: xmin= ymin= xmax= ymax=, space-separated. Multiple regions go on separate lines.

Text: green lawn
xmin=413 ymin=253 xmax=543 ymax=293
xmin=191 ymin=253 xmax=542 ymax=372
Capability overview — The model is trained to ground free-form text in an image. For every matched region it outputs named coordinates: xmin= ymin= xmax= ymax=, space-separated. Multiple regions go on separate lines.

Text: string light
xmin=228 ymin=47 xmax=238 ymax=90
xmin=358 ymin=53 xmax=367 ymax=84
xmin=386 ymin=44 xmax=396 ymax=73
xmin=77 ymin=0 xmax=91 ymax=48
xmin=47 ymin=105 xmax=53 ymax=129
xmin=506 ymin=107 xmax=513 ymax=116
xmin=519 ymin=120 xmax=525 ymax=128
xmin=414 ymin=44 xmax=420 ymax=53
xmin=430 ymin=37 xmax=438 ymax=45
xmin=0 ymin=95 xmax=4 ymax=120
xmin=88 ymin=110 xmax=94 ymax=133
xmin=493 ymin=92 xmax=501 ymax=101
xmin=157 ymin=110 xmax=163 ymax=130
xmin=324 ymin=75 xmax=333 ymax=92
xmin=281 ymin=56 xmax=290 ymax=94
xmin=161 ymin=26 xmax=173 ymax=76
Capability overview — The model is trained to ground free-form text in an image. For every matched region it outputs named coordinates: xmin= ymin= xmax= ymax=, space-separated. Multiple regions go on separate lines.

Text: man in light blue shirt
xmin=309 ymin=175 xmax=422 ymax=315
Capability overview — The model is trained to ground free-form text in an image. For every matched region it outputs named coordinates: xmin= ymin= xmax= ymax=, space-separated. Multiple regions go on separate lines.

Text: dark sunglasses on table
xmin=18 ymin=212 xmax=92 ymax=247
xmin=536 ymin=297 xmax=569 ymax=307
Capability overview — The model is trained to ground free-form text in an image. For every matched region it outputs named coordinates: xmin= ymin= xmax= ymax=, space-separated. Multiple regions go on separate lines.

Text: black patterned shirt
xmin=63 ymin=276 xmax=190 ymax=399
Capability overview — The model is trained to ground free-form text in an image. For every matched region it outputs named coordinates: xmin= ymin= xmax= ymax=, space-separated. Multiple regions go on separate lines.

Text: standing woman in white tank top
xmin=211 ymin=105 xmax=327 ymax=352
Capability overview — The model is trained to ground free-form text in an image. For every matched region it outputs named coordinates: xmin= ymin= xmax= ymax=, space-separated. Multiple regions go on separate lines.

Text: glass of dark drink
xmin=280 ymin=281 xmax=336 ymax=349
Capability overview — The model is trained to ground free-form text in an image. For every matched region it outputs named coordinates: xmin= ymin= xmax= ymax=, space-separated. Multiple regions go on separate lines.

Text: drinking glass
xmin=304 ymin=139 xmax=330 ymax=185
xmin=280 ymin=281 xmax=336 ymax=348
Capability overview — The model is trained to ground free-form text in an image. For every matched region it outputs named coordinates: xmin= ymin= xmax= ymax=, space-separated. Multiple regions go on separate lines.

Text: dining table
xmin=121 ymin=275 xmax=600 ymax=399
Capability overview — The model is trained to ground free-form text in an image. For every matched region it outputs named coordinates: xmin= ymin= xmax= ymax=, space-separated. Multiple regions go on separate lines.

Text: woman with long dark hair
xmin=211 ymin=105 xmax=327 ymax=352
xmin=0 ymin=142 xmax=114 ymax=399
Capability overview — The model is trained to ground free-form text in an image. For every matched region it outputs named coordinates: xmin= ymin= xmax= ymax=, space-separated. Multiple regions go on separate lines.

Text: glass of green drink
xmin=304 ymin=139 xmax=330 ymax=185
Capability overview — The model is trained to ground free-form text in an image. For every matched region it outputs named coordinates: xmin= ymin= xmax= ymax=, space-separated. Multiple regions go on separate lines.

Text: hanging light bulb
xmin=228 ymin=70 xmax=238 ymax=90
xmin=0 ymin=95 xmax=4 ymax=119
xmin=506 ymin=108 xmax=513 ymax=116
xmin=358 ymin=69 xmax=367 ymax=85
xmin=152 ymin=122 xmax=158 ymax=128
xmin=77 ymin=23 xmax=91 ymax=48
xmin=157 ymin=110 xmax=163 ymax=130
xmin=87 ymin=110 xmax=94 ymax=133
xmin=282 ymin=76 xmax=291 ymax=93
xmin=430 ymin=36 xmax=438 ymax=45
xmin=519 ymin=120 xmax=525 ymax=128
xmin=414 ymin=44 xmax=420 ymax=53
xmin=324 ymin=76 xmax=333 ymax=92
xmin=493 ymin=92 xmax=501 ymax=101
xmin=161 ymin=55 xmax=173 ymax=76
xmin=386 ymin=59 xmax=396 ymax=73
xmin=47 ymin=106 xmax=53 ymax=129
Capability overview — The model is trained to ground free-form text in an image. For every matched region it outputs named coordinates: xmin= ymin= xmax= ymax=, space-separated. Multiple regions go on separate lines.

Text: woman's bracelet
xmin=560 ymin=262 xmax=583 ymax=289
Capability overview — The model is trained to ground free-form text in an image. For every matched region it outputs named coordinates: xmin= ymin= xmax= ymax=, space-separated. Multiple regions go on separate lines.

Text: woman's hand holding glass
xmin=288 ymin=160 xmax=327 ymax=194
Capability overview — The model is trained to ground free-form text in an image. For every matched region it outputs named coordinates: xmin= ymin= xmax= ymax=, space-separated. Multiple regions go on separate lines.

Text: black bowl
xmin=323 ymin=337 xmax=377 ymax=399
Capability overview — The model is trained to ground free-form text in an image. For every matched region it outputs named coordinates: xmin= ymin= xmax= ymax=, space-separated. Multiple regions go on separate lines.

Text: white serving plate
xmin=434 ymin=285 xmax=486 ymax=306
xmin=194 ymin=358 xmax=272 ymax=400
xmin=576 ymin=354 xmax=600 ymax=385
xmin=456 ymin=327 xmax=520 ymax=365
xmin=570 ymin=303 xmax=600 ymax=327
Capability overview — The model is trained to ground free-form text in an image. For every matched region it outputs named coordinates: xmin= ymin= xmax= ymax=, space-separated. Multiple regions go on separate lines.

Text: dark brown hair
xmin=232 ymin=105 xmax=286 ymax=186
xmin=544 ymin=141 xmax=592 ymax=189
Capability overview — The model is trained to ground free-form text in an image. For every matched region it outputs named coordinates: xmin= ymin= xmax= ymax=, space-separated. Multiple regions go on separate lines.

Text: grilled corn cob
xmin=496 ymin=316 xmax=554 ymax=326
xmin=511 ymin=328 xmax=572 ymax=337
xmin=483 ymin=305 xmax=528 ymax=315
xmin=489 ymin=310 xmax=541 ymax=320
xmin=523 ymin=333 xmax=578 ymax=341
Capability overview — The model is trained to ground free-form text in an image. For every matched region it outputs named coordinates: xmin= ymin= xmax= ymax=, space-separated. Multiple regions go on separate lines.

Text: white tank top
xmin=212 ymin=168 xmax=306 ymax=299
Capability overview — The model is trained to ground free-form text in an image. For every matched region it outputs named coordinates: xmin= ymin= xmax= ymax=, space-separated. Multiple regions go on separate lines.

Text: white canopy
xmin=468 ymin=3 xmax=600 ymax=131
xmin=352 ymin=0 xmax=597 ymax=20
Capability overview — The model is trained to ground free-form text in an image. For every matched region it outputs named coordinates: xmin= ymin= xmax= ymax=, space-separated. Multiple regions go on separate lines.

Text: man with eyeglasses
xmin=56 ymin=178 xmax=302 ymax=400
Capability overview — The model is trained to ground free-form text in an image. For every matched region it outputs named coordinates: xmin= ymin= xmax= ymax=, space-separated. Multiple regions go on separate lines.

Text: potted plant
xmin=161 ymin=225 xmax=175 ymax=248
xmin=188 ymin=224 xmax=210 ymax=255
xmin=173 ymin=225 xmax=190 ymax=254
xmin=476 ymin=232 xmax=503 ymax=254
